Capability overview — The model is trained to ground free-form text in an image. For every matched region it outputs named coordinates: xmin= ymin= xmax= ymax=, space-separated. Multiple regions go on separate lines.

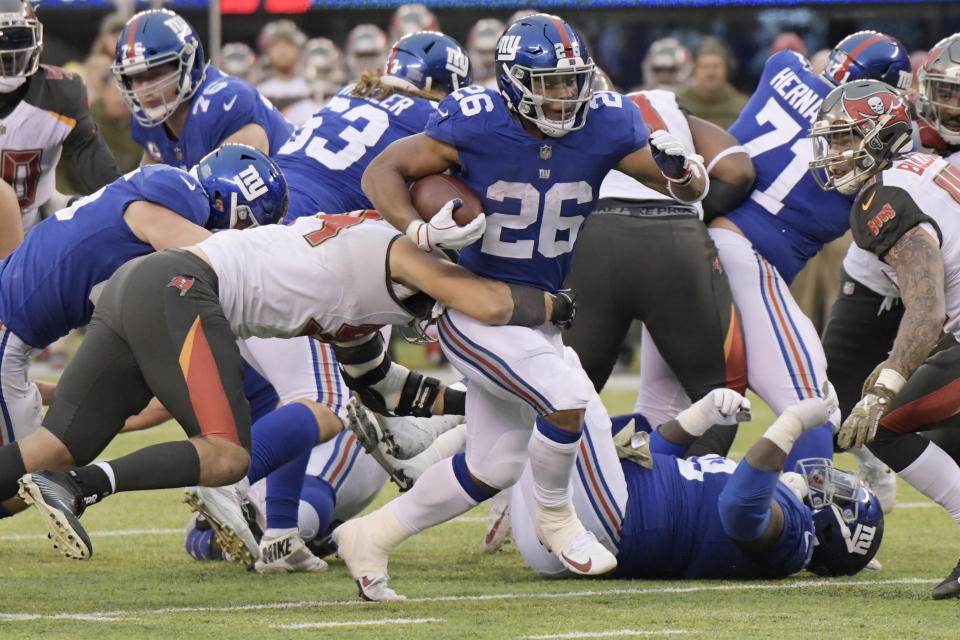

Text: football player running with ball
xmin=335 ymin=13 xmax=707 ymax=601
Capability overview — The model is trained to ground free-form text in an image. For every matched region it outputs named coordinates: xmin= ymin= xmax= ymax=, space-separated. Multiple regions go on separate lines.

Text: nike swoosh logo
xmin=561 ymin=552 xmax=592 ymax=574
xmin=485 ymin=512 xmax=507 ymax=545
xmin=179 ymin=175 xmax=197 ymax=191
xmin=223 ymin=96 xmax=238 ymax=111
xmin=360 ymin=575 xmax=375 ymax=588
xmin=437 ymin=107 xmax=449 ymax=117
xmin=861 ymin=191 xmax=876 ymax=210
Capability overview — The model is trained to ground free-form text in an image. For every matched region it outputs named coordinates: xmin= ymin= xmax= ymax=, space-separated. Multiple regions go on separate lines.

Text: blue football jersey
xmin=132 ymin=67 xmax=294 ymax=170
xmin=615 ymin=453 xmax=815 ymax=579
xmin=0 ymin=165 xmax=210 ymax=348
xmin=276 ymin=85 xmax=438 ymax=222
xmin=425 ymin=87 xmax=649 ymax=292
xmin=726 ymin=51 xmax=855 ymax=283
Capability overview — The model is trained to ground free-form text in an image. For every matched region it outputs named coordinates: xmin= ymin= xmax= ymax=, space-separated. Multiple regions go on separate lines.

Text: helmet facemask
xmin=920 ymin=75 xmax=960 ymax=145
xmin=503 ymin=60 xmax=595 ymax=138
xmin=112 ymin=45 xmax=199 ymax=127
xmin=0 ymin=11 xmax=42 ymax=78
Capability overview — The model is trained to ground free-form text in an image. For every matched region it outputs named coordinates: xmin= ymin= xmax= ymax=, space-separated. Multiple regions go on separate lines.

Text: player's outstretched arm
xmin=122 ymin=201 xmax=212 ymax=251
xmin=0 ymin=179 xmax=23 ymax=258
xmin=221 ymin=123 xmax=270 ymax=155
xmin=687 ymin=116 xmax=754 ymax=221
xmin=651 ymin=388 xmax=751 ymax=456
xmin=363 ymin=133 xmax=460 ymax=235
xmin=718 ymin=383 xmax=838 ymax=552
xmin=388 ymin=236 xmax=573 ymax=328
xmin=615 ymin=133 xmax=708 ymax=205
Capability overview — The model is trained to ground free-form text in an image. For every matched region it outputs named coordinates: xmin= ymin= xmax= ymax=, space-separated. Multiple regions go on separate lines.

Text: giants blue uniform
xmin=275 ymin=85 xmax=438 ymax=222
xmin=616 ymin=453 xmax=815 ymax=579
xmin=132 ymin=67 xmax=294 ymax=170
xmin=425 ymin=87 xmax=649 ymax=291
xmin=0 ymin=166 xmax=209 ymax=348
xmin=727 ymin=51 xmax=854 ymax=283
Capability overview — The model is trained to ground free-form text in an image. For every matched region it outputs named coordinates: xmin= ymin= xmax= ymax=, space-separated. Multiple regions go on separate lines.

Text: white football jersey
xmin=199 ymin=211 xmax=417 ymax=342
xmin=850 ymin=153 xmax=960 ymax=339
xmin=598 ymin=89 xmax=701 ymax=214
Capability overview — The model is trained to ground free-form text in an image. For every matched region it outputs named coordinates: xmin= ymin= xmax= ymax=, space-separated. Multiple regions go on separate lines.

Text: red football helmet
xmin=808 ymin=80 xmax=913 ymax=194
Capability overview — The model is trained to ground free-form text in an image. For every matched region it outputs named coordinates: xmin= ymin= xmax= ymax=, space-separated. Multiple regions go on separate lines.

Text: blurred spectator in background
xmin=506 ymin=9 xmax=538 ymax=25
xmin=81 ymin=53 xmax=111 ymax=101
xmin=641 ymin=37 xmax=692 ymax=91
xmin=284 ymin=37 xmax=347 ymax=126
xmin=675 ymin=36 xmax=748 ymax=129
xmin=388 ymin=3 xmax=438 ymax=44
xmin=345 ymin=24 xmax=388 ymax=80
xmin=910 ymin=49 xmax=929 ymax=91
xmin=467 ymin=18 xmax=503 ymax=88
xmin=90 ymin=11 xmax=124 ymax=58
xmin=220 ymin=42 xmax=262 ymax=85
xmin=769 ymin=31 xmax=807 ymax=57
xmin=256 ymin=19 xmax=310 ymax=114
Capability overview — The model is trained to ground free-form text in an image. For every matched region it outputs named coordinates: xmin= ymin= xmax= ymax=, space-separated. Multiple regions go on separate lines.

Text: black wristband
xmin=507 ymin=284 xmax=547 ymax=327
xmin=442 ymin=386 xmax=466 ymax=415
xmin=549 ymin=288 xmax=576 ymax=330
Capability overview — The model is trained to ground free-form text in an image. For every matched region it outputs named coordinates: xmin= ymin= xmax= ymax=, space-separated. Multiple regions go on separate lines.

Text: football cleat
xmin=534 ymin=502 xmax=617 ymax=576
xmin=482 ymin=490 xmax=512 ymax=554
xmin=183 ymin=479 xmax=260 ymax=565
xmin=254 ymin=530 xmax=328 ymax=574
xmin=18 ymin=471 xmax=93 ymax=560
xmin=932 ymin=557 xmax=960 ymax=600
xmin=331 ymin=518 xmax=406 ymax=602
xmin=852 ymin=446 xmax=897 ymax=514
xmin=346 ymin=396 xmax=462 ymax=460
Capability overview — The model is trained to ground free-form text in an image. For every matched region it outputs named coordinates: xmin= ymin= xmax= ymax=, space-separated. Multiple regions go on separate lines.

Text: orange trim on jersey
xmin=178 ymin=316 xmax=241 ymax=445
xmin=723 ymin=302 xmax=747 ymax=394
xmin=44 ymin=110 xmax=76 ymax=129
xmin=881 ymin=377 xmax=960 ymax=434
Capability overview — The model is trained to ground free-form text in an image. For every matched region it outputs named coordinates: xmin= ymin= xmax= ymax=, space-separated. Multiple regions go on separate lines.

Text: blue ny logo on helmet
xmin=111 ymin=9 xmax=207 ymax=127
xmin=383 ymin=31 xmax=472 ymax=95
xmin=794 ymin=458 xmax=885 ymax=576
xmin=823 ymin=30 xmax=912 ymax=91
xmin=192 ymin=144 xmax=289 ymax=231
xmin=495 ymin=13 xmax=595 ymax=138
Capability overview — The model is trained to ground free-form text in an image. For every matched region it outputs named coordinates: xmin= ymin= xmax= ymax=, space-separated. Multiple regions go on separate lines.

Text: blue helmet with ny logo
xmin=495 ymin=13 xmax=595 ymax=138
xmin=191 ymin=144 xmax=288 ymax=230
xmin=793 ymin=458 xmax=885 ymax=576
xmin=111 ymin=9 xmax=207 ymax=127
xmin=822 ymin=31 xmax=912 ymax=91
xmin=382 ymin=31 xmax=471 ymax=95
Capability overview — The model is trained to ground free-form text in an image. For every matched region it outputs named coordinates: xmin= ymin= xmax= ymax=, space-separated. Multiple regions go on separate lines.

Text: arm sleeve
xmin=717 ymin=459 xmax=780 ymax=542
xmin=60 ymin=82 xmax=122 ymax=193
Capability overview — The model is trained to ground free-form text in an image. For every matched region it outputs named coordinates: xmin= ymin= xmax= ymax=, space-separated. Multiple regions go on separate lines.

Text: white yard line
xmin=0 ymin=578 xmax=938 ymax=622
xmin=272 ymin=617 xmax=443 ymax=629
xmin=524 ymin=631 xmax=689 ymax=639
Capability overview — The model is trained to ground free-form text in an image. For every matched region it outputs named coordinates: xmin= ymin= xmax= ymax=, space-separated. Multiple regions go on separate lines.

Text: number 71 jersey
xmin=727 ymin=51 xmax=854 ymax=283
xmin=425 ymin=87 xmax=649 ymax=292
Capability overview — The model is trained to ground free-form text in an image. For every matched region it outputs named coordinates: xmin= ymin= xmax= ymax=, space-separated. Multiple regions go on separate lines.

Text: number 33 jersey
xmin=727 ymin=51 xmax=854 ymax=283
xmin=275 ymin=85 xmax=439 ymax=222
xmin=425 ymin=87 xmax=649 ymax=292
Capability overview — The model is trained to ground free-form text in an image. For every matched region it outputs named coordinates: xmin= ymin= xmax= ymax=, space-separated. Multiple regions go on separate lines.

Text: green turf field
xmin=2 ymin=387 xmax=958 ymax=639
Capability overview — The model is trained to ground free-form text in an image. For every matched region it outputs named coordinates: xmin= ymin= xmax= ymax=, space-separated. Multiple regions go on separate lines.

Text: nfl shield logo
xmin=539 ymin=144 xmax=552 ymax=160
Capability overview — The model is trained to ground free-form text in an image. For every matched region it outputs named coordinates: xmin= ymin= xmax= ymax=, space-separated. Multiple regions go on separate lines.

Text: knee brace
xmin=333 ymin=333 xmax=441 ymax=417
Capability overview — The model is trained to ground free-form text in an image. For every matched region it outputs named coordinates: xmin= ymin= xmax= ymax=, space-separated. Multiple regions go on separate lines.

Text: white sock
xmin=528 ymin=426 xmax=580 ymax=508
xmin=899 ymin=442 xmax=960 ymax=524
xmin=388 ymin=457 xmax=478 ymax=534
xmin=298 ymin=500 xmax=320 ymax=542
xmin=263 ymin=527 xmax=297 ymax=540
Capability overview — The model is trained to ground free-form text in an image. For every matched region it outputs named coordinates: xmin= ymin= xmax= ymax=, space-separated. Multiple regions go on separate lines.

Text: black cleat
xmin=18 ymin=471 xmax=93 ymax=560
xmin=932 ymin=557 xmax=960 ymax=600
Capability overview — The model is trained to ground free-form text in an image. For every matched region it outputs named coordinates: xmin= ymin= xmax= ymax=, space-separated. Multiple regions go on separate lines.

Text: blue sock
xmin=784 ymin=423 xmax=834 ymax=473
xmin=300 ymin=476 xmax=336 ymax=537
xmin=247 ymin=403 xmax=319 ymax=485
xmin=266 ymin=454 xmax=311 ymax=530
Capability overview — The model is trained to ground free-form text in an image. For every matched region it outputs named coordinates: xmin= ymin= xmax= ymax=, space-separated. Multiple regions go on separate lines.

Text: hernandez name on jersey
xmin=850 ymin=152 xmax=960 ymax=341
xmin=425 ymin=87 xmax=649 ymax=292
xmin=275 ymin=84 xmax=439 ymax=222
xmin=133 ymin=67 xmax=294 ymax=169
xmin=197 ymin=211 xmax=417 ymax=342
xmin=1 ymin=65 xmax=120 ymax=232
xmin=0 ymin=165 xmax=210 ymax=348
xmin=727 ymin=51 xmax=854 ymax=283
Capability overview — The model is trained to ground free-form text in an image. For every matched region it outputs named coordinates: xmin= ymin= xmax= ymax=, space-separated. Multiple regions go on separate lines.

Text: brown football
xmin=410 ymin=174 xmax=483 ymax=226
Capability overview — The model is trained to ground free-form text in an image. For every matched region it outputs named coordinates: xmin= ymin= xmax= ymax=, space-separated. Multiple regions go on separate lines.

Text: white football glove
xmin=676 ymin=388 xmax=752 ymax=437
xmin=783 ymin=381 xmax=839 ymax=432
xmin=649 ymin=129 xmax=704 ymax=183
xmin=406 ymin=198 xmax=486 ymax=252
